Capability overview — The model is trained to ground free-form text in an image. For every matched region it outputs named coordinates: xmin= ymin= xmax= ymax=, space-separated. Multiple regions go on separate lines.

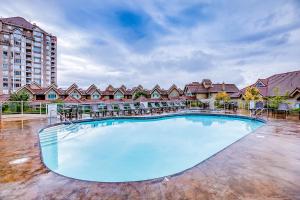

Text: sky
xmin=1 ymin=0 xmax=300 ymax=89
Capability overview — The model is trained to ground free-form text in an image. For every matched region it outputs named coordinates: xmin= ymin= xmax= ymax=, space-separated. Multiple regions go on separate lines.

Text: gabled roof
xmin=167 ymin=84 xmax=183 ymax=95
xmin=86 ymin=84 xmax=101 ymax=95
xmin=65 ymin=83 xmax=79 ymax=94
xmin=184 ymin=82 xmax=208 ymax=94
xmin=102 ymin=85 xmax=115 ymax=95
xmin=240 ymin=70 xmax=300 ymax=97
xmin=105 ymin=85 xmax=115 ymax=91
xmin=289 ymin=87 xmax=300 ymax=97
xmin=43 ymin=84 xmax=62 ymax=95
xmin=114 ymin=88 xmax=125 ymax=95
xmin=131 ymin=85 xmax=144 ymax=94
xmin=151 ymin=84 xmax=161 ymax=94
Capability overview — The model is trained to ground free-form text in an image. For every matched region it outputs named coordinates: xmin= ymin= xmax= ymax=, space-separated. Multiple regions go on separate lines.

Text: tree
xmin=7 ymin=91 xmax=30 ymax=113
xmin=268 ymin=87 xmax=289 ymax=109
xmin=243 ymin=86 xmax=262 ymax=101
xmin=215 ymin=91 xmax=230 ymax=109
xmin=9 ymin=91 xmax=30 ymax=101
xmin=215 ymin=91 xmax=230 ymax=102
xmin=133 ymin=91 xmax=148 ymax=100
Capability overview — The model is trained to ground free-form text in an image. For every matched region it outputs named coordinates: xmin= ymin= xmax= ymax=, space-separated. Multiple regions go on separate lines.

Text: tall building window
xmin=15 ymin=59 xmax=21 ymax=63
xmin=33 ymin=47 xmax=41 ymax=53
xmin=34 ymin=57 xmax=41 ymax=63
xmin=3 ymin=51 xmax=8 ymax=57
xmin=14 ymin=71 xmax=21 ymax=75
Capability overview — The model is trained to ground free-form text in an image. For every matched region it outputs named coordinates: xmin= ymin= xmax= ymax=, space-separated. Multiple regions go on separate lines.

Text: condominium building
xmin=0 ymin=17 xmax=57 ymax=95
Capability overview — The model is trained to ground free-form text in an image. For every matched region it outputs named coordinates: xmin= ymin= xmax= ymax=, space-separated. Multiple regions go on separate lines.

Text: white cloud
xmin=1 ymin=0 xmax=299 ymax=90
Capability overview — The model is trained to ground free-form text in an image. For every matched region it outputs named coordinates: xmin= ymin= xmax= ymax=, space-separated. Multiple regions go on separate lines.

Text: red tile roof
xmin=0 ymin=94 xmax=10 ymax=102
xmin=63 ymin=96 xmax=82 ymax=104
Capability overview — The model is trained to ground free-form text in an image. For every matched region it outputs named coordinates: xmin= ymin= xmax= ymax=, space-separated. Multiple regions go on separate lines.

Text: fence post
xmin=21 ymin=100 xmax=23 ymax=116
xmin=40 ymin=103 xmax=42 ymax=115
xmin=0 ymin=103 xmax=2 ymax=121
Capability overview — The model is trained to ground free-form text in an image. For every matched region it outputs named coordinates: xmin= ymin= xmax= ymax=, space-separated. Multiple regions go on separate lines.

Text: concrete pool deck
xmin=0 ymin=116 xmax=299 ymax=199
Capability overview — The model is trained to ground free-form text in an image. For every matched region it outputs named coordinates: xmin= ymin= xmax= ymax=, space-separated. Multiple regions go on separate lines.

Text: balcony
xmin=0 ymin=39 xmax=11 ymax=46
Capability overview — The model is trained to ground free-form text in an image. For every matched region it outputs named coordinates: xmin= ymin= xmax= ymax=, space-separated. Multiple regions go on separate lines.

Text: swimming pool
xmin=39 ymin=114 xmax=264 ymax=182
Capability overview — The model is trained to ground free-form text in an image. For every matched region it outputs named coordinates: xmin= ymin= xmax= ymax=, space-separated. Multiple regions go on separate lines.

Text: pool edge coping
xmin=37 ymin=112 xmax=267 ymax=184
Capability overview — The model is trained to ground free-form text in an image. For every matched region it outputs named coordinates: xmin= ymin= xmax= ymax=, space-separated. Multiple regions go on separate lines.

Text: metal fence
xmin=0 ymin=99 xmax=299 ymax=120
xmin=0 ymin=101 xmax=47 ymax=115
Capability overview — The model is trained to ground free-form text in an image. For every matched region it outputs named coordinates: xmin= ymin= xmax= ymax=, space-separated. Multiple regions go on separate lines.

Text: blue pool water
xmin=39 ymin=115 xmax=264 ymax=182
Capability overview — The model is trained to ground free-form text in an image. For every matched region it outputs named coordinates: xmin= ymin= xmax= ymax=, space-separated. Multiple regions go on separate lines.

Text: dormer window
xmin=92 ymin=93 xmax=100 ymax=99
xmin=151 ymin=90 xmax=160 ymax=99
xmin=169 ymin=89 xmax=179 ymax=97
xmin=71 ymin=91 xmax=80 ymax=99
xmin=255 ymin=81 xmax=265 ymax=87
xmin=48 ymin=91 xmax=57 ymax=100
xmin=114 ymin=91 xmax=124 ymax=99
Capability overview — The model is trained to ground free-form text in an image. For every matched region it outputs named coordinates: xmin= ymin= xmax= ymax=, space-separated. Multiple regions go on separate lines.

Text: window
xmin=48 ymin=92 xmax=57 ymax=100
xmin=3 ymin=83 xmax=8 ymax=88
xmin=71 ymin=92 xmax=81 ymax=99
xmin=14 ymin=41 xmax=21 ymax=46
xmin=3 ymin=34 xmax=9 ymax=40
xmin=256 ymin=81 xmax=265 ymax=87
xmin=33 ymin=31 xmax=42 ymax=37
xmin=151 ymin=90 xmax=160 ymax=99
xmin=169 ymin=89 xmax=179 ymax=97
xmin=186 ymin=90 xmax=193 ymax=96
xmin=114 ymin=91 xmax=124 ymax=99
xmin=14 ymin=71 xmax=21 ymax=75
xmin=15 ymin=59 xmax=21 ymax=63
xmin=3 ymin=51 xmax=8 ymax=57
xmin=34 ymin=57 xmax=41 ymax=63
xmin=92 ymin=93 xmax=100 ymax=99
xmin=33 ymin=46 xmax=41 ymax=53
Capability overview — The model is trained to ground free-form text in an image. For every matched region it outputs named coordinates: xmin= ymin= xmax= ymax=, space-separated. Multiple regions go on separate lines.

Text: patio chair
xmin=167 ymin=101 xmax=176 ymax=112
xmin=106 ymin=104 xmax=114 ymax=116
xmin=129 ymin=103 xmax=138 ymax=115
xmin=150 ymin=102 xmax=159 ymax=114
xmin=90 ymin=104 xmax=100 ymax=118
xmin=140 ymin=102 xmax=150 ymax=114
xmin=179 ymin=101 xmax=186 ymax=109
xmin=118 ymin=103 xmax=125 ymax=116
xmin=161 ymin=102 xmax=169 ymax=112
xmin=276 ymin=103 xmax=289 ymax=119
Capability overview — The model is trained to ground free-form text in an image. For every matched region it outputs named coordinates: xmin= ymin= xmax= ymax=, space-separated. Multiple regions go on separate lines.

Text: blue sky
xmin=1 ymin=0 xmax=300 ymax=89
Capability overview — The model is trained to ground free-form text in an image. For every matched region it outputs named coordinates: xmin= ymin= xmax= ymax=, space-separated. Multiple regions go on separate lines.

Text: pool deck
xmin=0 ymin=115 xmax=300 ymax=200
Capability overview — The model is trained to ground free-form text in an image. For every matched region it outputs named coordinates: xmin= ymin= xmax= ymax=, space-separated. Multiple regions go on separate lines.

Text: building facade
xmin=239 ymin=70 xmax=300 ymax=108
xmin=9 ymin=79 xmax=240 ymax=104
xmin=0 ymin=17 xmax=57 ymax=95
